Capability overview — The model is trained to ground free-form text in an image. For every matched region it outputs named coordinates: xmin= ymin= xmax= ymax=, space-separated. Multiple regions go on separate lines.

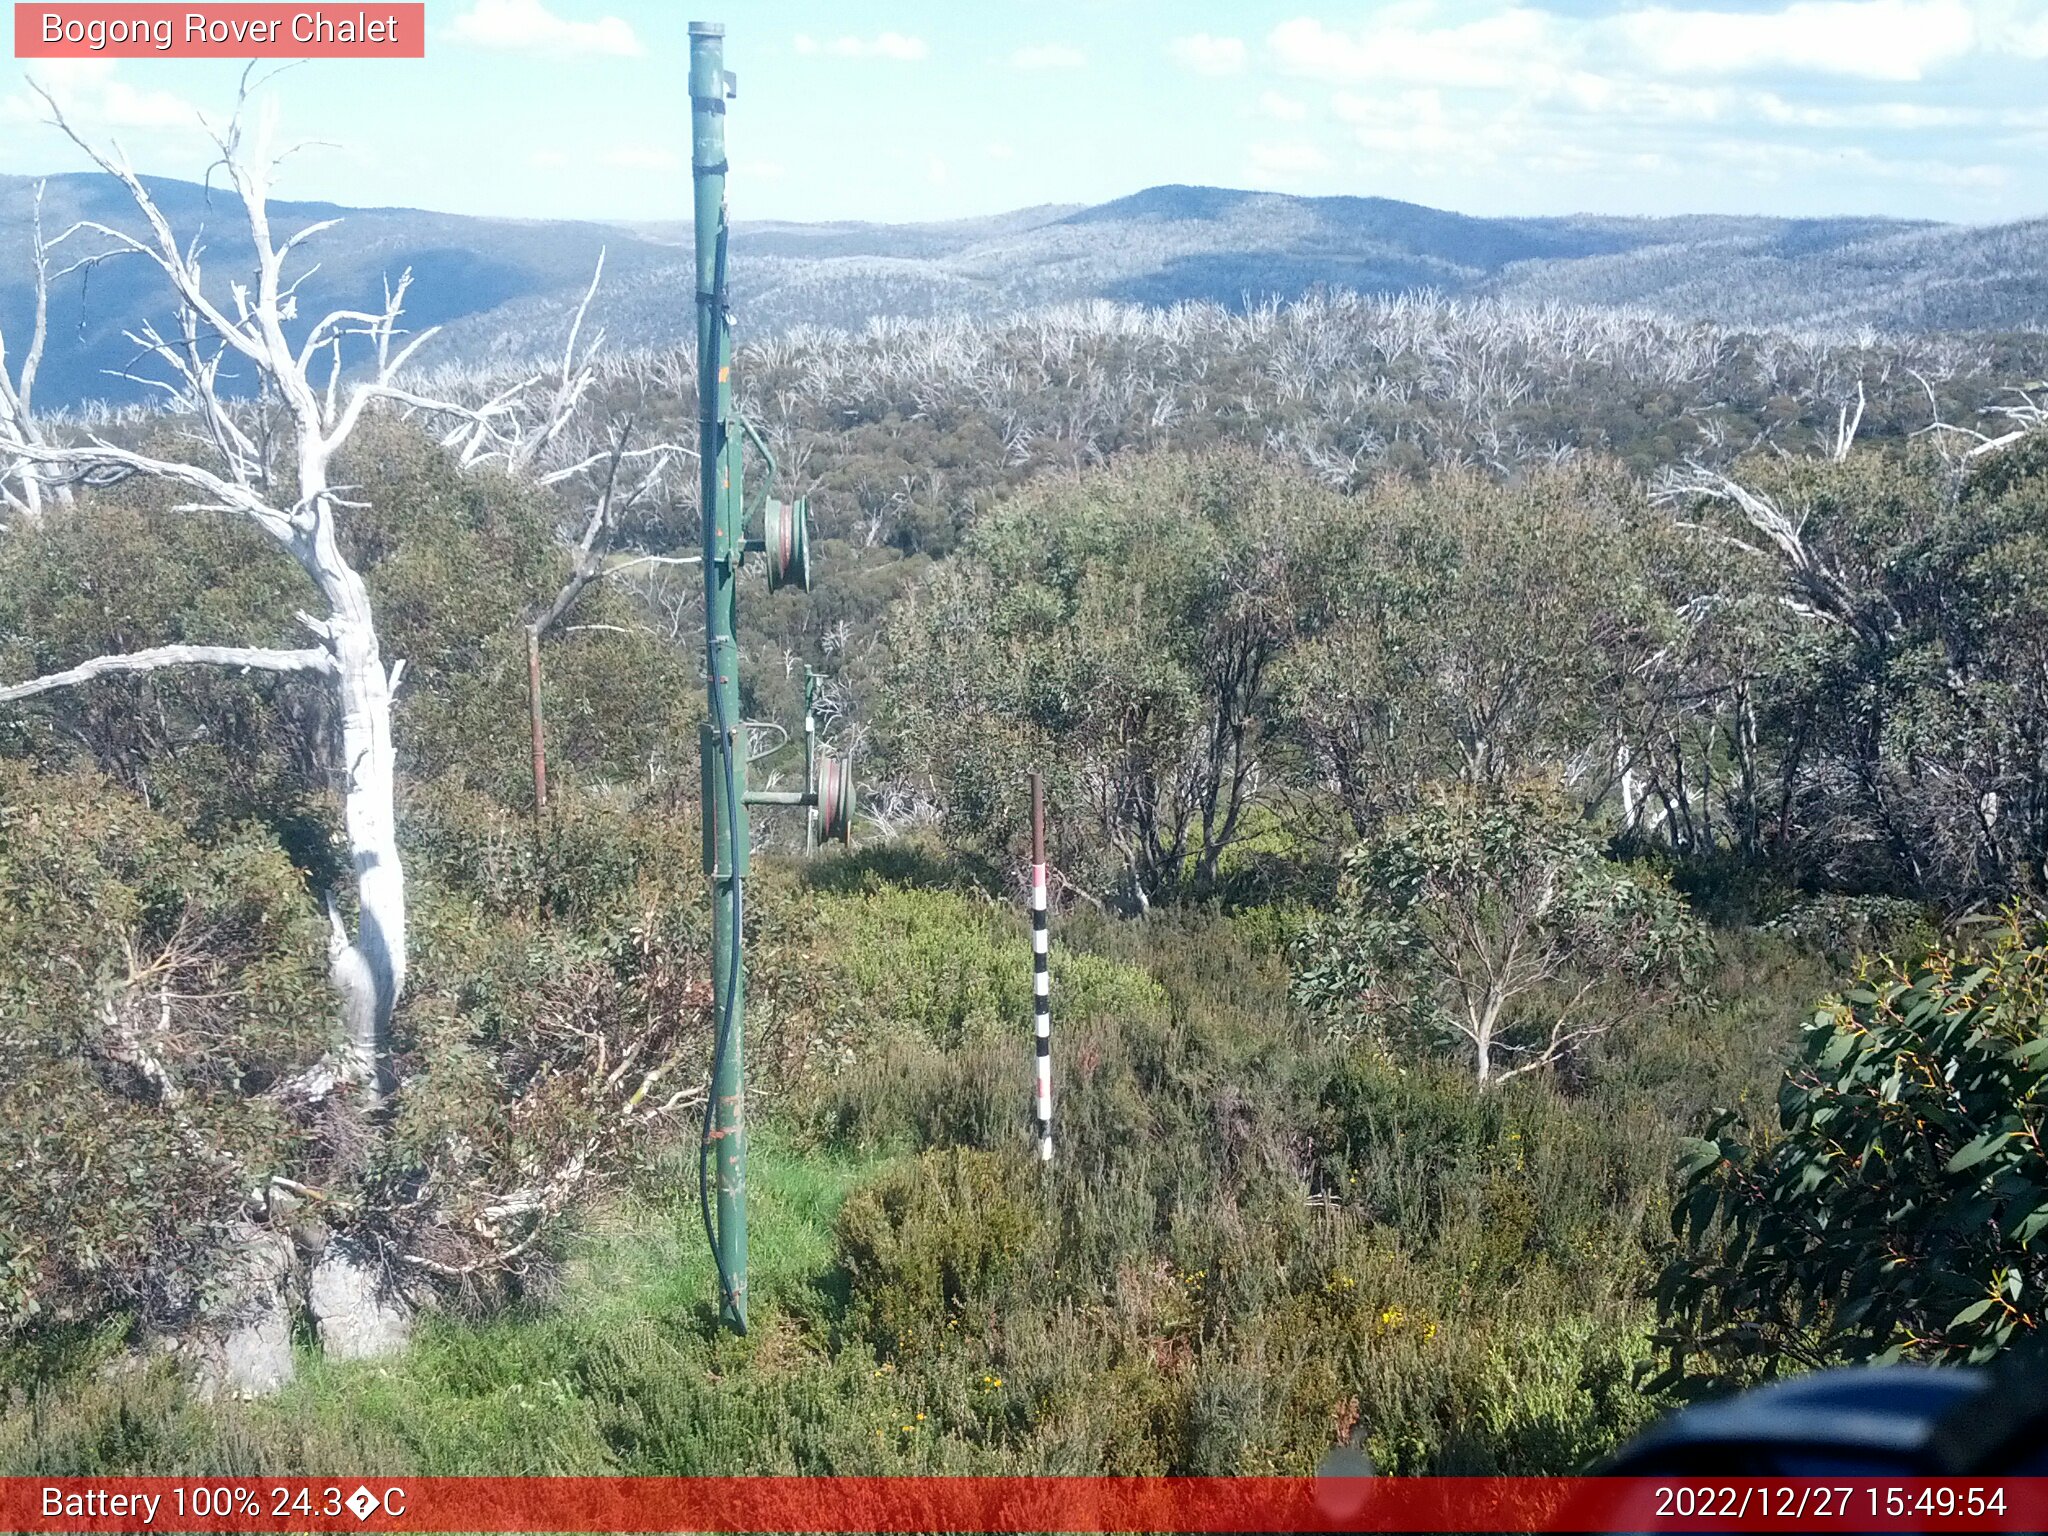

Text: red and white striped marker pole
xmin=1029 ymin=771 xmax=1052 ymax=1163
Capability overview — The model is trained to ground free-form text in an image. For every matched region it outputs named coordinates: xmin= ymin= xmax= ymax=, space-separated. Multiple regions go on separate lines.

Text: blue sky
xmin=3 ymin=0 xmax=2044 ymax=225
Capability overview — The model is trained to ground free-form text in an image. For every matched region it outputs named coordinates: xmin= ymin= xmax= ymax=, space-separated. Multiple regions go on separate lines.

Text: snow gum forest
xmin=4 ymin=104 xmax=2048 ymax=1477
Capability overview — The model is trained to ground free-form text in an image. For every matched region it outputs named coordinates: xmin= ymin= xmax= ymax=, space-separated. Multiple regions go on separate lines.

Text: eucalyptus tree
xmin=1655 ymin=909 xmax=2048 ymax=1386
xmin=880 ymin=448 xmax=1327 ymax=909
xmin=1279 ymin=459 xmax=1671 ymax=838
xmin=1294 ymin=784 xmax=1703 ymax=1088
xmin=1650 ymin=417 xmax=2048 ymax=902
xmin=519 ymin=413 xmax=695 ymax=824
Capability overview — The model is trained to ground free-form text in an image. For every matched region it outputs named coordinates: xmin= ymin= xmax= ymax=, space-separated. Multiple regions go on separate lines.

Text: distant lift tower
xmin=690 ymin=19 xmax=856 ymax=1335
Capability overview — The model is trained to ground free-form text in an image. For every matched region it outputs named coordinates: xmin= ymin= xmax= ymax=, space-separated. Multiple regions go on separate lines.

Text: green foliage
xmin=793 ymin=906 xmax=1691 ymax=1474
xmin=15 ymin=291 xmax=2048 ymax=1487
xmin=1653 ymin=909 xmax=2048 ymax=1391
xmin=817 ymin=883 xmax=1169 ymax=1051
xmin=1763 ymin=893 xmax=1937 ymax=973
xmin=1294 ymin=784 xmax=1704 ymax=1086
xmin=837 ymin=1149 xmax=1045 ymax=1359
xmin=1 ymin=874 xmax=1806 ymax=1478
xmin=880 ymin=448 xmax=1338 ymax=907
xmin=0 ymin=1137 xmax=930 ymax=1476
xmin=0 ymin=762 xmax=329 ymax=1338
xmin=783 ymin=876 xmax=1168 ymax=1153
xmin=335 ymin=420 xmax=698 ymax=803
xmin=859 ymin=413 xmax=2048 ymax=922
xmin=0 ymin=413 xmax=712 ymax=1346
xmin=1279 ymin=460 xmax=1672 ymax=837
xmin=0 ymin=466 xmax=334 ymax=865
xmin=0 ymin=419 xmax=697 ymax=828
xmin=1657 ymin=438 xmax=2048 ymax=903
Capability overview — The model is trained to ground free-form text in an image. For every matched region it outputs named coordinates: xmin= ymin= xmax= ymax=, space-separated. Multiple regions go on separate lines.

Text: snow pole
xmin=1030 ymin=771 xmax=1052 ymax=1163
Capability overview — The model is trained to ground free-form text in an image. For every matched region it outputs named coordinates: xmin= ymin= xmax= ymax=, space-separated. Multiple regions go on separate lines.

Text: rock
xmin=308 ymin=1237 xmax=413 ymax=1361
xmin=216 ymin=1297 xmax=296 ymax=1396
xmin=190 ymin=1222 xmax=300 ymax=1400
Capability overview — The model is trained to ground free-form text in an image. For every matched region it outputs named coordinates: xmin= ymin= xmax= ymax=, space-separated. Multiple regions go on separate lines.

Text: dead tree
xmin=1657 ymin=462 xmax=1897 ymax=649
xmin=522 ymin=418 xmax=694 ymax=825
xmin=0 ymin=181 xmax=77 ymax=524
xmin=0 ymin=87 xmax=577 ymax=1102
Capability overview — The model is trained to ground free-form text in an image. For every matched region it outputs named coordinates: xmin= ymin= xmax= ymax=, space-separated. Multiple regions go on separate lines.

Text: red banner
xmin=13 ymin=4 xmax=425 ymax=58
xmin=2 ymin=1477 xmax=2046 ymax=1532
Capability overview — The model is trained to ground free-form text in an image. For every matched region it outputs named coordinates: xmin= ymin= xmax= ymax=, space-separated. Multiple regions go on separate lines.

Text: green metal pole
xmin=691 ymin=18 xmax=747 ymax=1335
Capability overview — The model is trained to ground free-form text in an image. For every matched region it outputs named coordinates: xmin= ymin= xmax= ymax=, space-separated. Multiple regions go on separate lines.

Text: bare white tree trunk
xmin=330 ymin=602 xmax=405 ymax=1093
xmin=0 ymin=181 xmax=77 ymax=525
xmin=1467 ymin=994 xmax=1501 ymax=1088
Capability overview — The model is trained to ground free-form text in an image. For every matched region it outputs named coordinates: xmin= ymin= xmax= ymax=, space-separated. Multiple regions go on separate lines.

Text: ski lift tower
xmin=690 ymin=19 xmax=855 ymax=1335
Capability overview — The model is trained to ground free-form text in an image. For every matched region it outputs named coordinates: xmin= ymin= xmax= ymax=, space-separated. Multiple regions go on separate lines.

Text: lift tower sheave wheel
xmin=815 ymin=752 xmax=855 ymax=846
xmin=763 ymin=498 xmax=811 ymax=594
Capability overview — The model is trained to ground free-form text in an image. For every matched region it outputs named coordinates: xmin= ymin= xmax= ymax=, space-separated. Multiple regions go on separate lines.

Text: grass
xmin=0 ymin=1131 xmax=903 ymax=1476
xmin=2 ymin=865 xmax=1827 ymax=1479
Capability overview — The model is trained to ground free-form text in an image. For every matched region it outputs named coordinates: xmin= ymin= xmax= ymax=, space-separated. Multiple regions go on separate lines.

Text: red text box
xmin=14 ymin=4 xmax=425 ymax=57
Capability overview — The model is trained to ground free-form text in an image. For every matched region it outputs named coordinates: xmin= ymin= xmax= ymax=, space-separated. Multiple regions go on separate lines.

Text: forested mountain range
xmin=3 ymin=170 xmax=2042 ymax=411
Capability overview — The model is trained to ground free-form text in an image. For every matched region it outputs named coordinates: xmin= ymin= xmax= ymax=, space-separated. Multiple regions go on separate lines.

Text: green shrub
xmin=0 ymin=762 xmax=329 ymax=1339
xmin=1653 ymin=908 xmax=2048 ymax=1391
xmin=836 ymin=1148 xmax=1047 ymax=1359
xmin=1763 ymin=893 xmax=1937 ymax=972
xmin=788 ymin=880 xmax=1170 ymax=1154
xmin=815 ymin=884 xmax=1168 ymax=1050
xmin=1294 ymin=784 xmax=1704 ymax=1087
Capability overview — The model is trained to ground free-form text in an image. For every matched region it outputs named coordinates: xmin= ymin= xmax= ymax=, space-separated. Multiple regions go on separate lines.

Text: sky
xmin=3 ymin=0 xmax=2045 ymax=227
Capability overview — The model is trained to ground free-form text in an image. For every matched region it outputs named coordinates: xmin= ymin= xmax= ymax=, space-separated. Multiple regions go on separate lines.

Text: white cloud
xmin=794 ymin=32 xmax=928 ymax=61
xmin=529 ymin=148 xmax=569 ymax=170
xmin=1332 ymin=88 xmax=1493 ymax=165
xmin=1271 ymin=0 xmax=2000 ymax=174
xmin=447 ymin=0 xmax=642 ymax=58
xmin=986 ymin=142 xmax=1017 ymax=160
xmin=1555 ymin=72 xmax=1735 ymax=123
xmin=2004 ymin=9 xmax=2048 ymax=56
xmin=1614 ymin=0 xmax=1974 ymax=81
xmin=927 ymin=155 xmax=950 ymax=186
xmin=1750 ymin=95 xmax=1983 ymax=129
xmin=1011 ymin=44 xmax=1085 ymax=70
xmin=3 ymin=61 xmax=198 ymax=131
xmin=1268 ymin=11 xmax=1562 ymax=89
xmin=1697 ymin=138 xmax=2008 ymax=188
xmin=1134 ymin=1 xmax=2033 ymax=215
xmin=1168 ymin=33 xmax=1247 ymax=76
xmin=1249 ymin=140 xmax=1331 ymax=182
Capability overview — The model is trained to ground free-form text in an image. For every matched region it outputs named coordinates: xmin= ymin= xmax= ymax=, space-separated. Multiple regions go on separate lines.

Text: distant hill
xmin=2 ymin=173 xmax=2040 ymax=412
xmin=0 ymin=172 xmax=675 ymax=411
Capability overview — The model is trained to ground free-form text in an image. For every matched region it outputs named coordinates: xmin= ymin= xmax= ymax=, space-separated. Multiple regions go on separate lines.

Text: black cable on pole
xmin=697 ymin=206 xmax=746 ymax=1334
xmin=699 ymin=677 xmax=744 ymax=1330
